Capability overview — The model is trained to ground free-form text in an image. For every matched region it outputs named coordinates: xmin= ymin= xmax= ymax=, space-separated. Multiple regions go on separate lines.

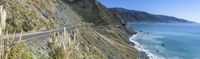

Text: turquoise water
xmin=129 ymin=23 xmax=200 ymax=59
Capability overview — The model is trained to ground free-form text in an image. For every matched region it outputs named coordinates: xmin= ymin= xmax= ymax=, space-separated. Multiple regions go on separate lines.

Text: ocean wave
xmin=129 ymin=34 xmax=165 ymax=59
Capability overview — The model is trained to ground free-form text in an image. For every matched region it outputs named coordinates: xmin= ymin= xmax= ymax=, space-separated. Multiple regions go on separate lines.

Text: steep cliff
xmin=110 ymin=8 xmax=193 ymax=23
xmin=1 ymin=0 xmax=137 ymax=59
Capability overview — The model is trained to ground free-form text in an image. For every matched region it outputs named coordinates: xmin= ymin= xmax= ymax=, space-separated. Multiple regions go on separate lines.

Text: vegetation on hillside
xmin=1 ymin=0 xmax=58 ymax=33
xmin=0 ymin=0 xmax=138 ymax=59
xmin=0 ymin=32 xmax=36 ymax=59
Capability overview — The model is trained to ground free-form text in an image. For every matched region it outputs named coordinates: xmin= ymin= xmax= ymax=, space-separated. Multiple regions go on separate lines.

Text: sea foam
xmin=129 ymin=34 xmax=164 ymax=59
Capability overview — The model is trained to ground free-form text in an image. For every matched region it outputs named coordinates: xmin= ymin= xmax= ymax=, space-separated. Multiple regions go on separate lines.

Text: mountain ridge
xmin=109 ymin=8 xmax=193 ymax=23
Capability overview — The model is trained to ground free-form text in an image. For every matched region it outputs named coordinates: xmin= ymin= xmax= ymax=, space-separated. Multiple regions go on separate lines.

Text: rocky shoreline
xmin=129 ymin=34 xmax=150 ymax=59
xmin=138 ymin=51 xmax=150 ymax=59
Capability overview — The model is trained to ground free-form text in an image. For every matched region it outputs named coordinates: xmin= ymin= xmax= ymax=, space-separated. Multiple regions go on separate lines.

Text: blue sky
xmin=99 ymin=0 xmax=200 ymax=23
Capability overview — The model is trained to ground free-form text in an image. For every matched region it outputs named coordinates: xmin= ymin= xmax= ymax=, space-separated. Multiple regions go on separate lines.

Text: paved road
xmin=1 ymin=25 xmax=123 ymax=42
xmin=0 ymin=25 xmax=124 ymax=56
xmin=1 ymin=26 xmax=78 ymax=42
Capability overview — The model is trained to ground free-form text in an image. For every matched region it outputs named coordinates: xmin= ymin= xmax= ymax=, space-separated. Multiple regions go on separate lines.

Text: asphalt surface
xmin=1 ymin=25 xmax=122 ymax=42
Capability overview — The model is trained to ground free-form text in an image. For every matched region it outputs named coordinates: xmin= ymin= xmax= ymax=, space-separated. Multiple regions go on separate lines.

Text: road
xmin=1 ymin=26 xmax=78 ymax=42
xmin=0 ymin=25 xmax=124 ymax=56
xmin=1 ymin=25 xmax=123 ymax=42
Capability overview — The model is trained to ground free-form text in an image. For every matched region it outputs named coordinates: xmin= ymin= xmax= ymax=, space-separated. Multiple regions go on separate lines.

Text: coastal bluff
xmin=0 ymin=0 xmax=138 ymax=59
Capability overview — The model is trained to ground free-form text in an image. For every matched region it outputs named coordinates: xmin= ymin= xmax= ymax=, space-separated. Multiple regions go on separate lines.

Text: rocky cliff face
xmin=64 ymin=0 xmax=124 ymax=26
xmin=110 ymin=8 xmax=193 ymax=23
xmin=1 ymin=0 xmax=137 ymax=59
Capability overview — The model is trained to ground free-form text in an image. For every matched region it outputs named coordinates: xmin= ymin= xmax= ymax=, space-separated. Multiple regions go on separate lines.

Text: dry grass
xmin=0 ymin=5 xmax=6 ymax=36
xmin=0 ymin=4 xmax=35 ymax=59
xmin=46 ymin=26 xmax=137 ymax=59
xmin=0 ymin=0 xmax=138 ymax=59
xmin=0 ymin=31 xmax=36 ymax=59
xmin=1 ymin=0 xmax=58 ymax=33
xmin=48 ymin=32 xmax=65 ymax=59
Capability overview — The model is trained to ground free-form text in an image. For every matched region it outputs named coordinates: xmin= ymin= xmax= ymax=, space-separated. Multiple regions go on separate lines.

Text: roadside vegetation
xmin=0 ymin=0 xmax=138 ymax=59
xmin=0 ymin=32 xmax=36 ymax=59
xmin=48 ymin=32 xmax=65 ymax=59
xmin=0 ymin=31 xmax=66 ymax=59
xmin=0 ymin=0 xmax=58 ymax=34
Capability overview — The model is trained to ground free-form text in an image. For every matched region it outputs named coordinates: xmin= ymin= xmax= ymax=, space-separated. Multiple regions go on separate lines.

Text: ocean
xmin=128 ymin=23 xmax=200 ymax=59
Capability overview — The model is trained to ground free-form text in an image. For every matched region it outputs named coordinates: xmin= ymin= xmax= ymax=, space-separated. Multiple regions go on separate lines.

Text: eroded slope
xmin=1 ymin=0 xmax=138 ymax=59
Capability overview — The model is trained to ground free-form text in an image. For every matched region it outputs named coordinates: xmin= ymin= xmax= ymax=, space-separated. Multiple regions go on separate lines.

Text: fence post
xmin=0 ymin=5 xmax=6 ymax=36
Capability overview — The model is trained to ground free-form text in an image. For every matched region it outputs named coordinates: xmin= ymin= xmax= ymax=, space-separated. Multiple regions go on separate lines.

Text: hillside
xmin=0 ymin=0 xmax=138 ymax=59
xmin=110 ymin=8 xmax=193 ymax=23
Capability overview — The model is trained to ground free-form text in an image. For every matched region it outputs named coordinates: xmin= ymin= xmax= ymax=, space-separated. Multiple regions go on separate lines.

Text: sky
xmin=99 ymin=0 xmax=200 ymax=23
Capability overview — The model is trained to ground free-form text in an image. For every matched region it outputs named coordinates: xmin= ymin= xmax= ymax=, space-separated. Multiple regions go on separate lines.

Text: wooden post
xmin=0 ymin=5 xmax=6 ymax=36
